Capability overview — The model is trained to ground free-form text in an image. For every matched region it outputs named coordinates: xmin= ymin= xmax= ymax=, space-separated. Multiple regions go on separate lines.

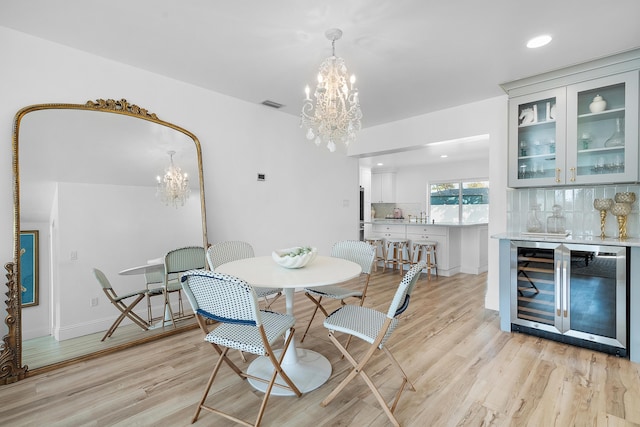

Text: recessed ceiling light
xmin=376 ymin=162 xmax=384 ymax=166
xmin=440 ymin=154 xmax=448 ymax=158
xmin=527 ymin=35 xmax=552 ymax=49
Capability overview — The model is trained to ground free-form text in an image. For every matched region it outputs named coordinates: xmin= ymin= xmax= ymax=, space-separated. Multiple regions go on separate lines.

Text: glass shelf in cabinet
xmin=518 ymin=120 xmax=556 ymax=129
xmin=518 ymin=153 xmax=556 ymax=160
xmin=577 ymin=146 xmax=624 ymax=154
xmin=577 ymin=107 xmax=625 ymax=119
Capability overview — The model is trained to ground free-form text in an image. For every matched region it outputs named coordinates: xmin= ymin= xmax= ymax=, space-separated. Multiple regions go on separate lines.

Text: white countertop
xmin=365 ymin=220 xmax=487 ymax=227
xmin=492 ymin=232 xmax=640 ymax=247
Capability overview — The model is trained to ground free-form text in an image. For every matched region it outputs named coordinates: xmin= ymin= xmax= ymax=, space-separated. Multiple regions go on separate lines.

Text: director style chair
xmin=206 ymin=240 xmax=283 ymax=309
xmin=320 ymin=261 xmax=426 ymax=427
xmin=301 ymin=240 xmax=375 ymax=344
xmin=162 ymin=246 xmax=206 ymax=328
xmin=180 ymin=269 xmax=301 ymax=426
xmin=93 ymin=268 xmax=149 ymax=341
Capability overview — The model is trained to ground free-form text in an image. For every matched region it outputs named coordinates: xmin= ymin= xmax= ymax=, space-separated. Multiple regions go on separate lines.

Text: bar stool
xmin=410 ymin=240 xmax=438 ymax=280
xmin=364 ymin=236 xmax=386 ymax=272
xmin=385 ymin=238 xmax=410 ymax=274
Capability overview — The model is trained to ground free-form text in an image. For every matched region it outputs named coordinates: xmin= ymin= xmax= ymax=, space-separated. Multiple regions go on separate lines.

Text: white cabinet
xmin=371 ymin=224 xmax=405 ymax=239
xmin=371 ymin=172 xmax=396 ymax=203
xmin=507 ymin=70 xmax=639 ymax=187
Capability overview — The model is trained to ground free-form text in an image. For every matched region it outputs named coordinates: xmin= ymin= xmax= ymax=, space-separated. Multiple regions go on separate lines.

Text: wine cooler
xmin=510 ymin=241 xmax=628 ymax=356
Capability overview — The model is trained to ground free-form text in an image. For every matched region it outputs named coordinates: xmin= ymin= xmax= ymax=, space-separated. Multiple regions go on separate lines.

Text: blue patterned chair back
xmin=387 ymin=261 xmax=425 ymax=319
xmin=206 ymin=241 xmax=255 ymax=270
xmin=331 ymin=240 xmax=376 ymax=275
xmin=181 ymin=269 xmax=262 ymax=326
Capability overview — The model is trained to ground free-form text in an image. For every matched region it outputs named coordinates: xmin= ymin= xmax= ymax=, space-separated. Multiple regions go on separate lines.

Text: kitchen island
xmin=364 ymin=220 xmax=488 ymax=276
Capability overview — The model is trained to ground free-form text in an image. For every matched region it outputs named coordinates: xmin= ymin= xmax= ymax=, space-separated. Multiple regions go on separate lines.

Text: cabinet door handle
xmin=562 ymin=260 xmax=568 ymax=317
xmin=555 ymin=168 xmax=561 ymax=183
xmin=555 ymin=260 xmax=562 ymax=316
xmin=569 ymin=167 xmax=576 ymax=182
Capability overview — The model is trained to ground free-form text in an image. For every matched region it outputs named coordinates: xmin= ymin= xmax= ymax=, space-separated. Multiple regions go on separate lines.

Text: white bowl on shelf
xmin=272 ymin=246 xmax=317 ymax=269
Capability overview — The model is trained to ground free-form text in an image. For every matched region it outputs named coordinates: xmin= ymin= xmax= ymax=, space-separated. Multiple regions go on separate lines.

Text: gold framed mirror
xmin=1 ymin=99 xmax=208 ymax=384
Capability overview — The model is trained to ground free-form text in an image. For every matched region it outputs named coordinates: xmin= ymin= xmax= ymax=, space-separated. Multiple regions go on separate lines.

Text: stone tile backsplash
xmin=507 ymin=184 xmax=640 ymax=238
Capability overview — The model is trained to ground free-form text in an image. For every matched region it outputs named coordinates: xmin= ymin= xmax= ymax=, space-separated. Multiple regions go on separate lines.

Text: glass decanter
xmin=526 ymin=204 xmax=543 ymax=233
xmin=546 ymin=205 xmax=566 ymax=234
xmin=604 ymin=117 xmax=625 ymax=147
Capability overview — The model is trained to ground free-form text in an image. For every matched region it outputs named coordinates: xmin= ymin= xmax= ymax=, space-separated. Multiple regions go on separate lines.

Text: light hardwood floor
xmin=1 ymin=269 xmax=639 ymax=426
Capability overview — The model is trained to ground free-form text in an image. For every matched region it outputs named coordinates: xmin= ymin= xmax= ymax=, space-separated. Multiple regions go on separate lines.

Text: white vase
xmin=589 ymin=95 xmax=607 ymax=113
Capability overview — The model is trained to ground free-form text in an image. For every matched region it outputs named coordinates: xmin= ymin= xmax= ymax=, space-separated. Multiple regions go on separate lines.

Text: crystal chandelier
xmin=301 ymin=28 xmax=362 ymax=152
xmin=156 ymin=150 xmax=190 ymax=207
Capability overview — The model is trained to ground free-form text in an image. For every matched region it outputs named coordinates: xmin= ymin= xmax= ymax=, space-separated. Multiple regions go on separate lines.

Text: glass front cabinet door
xmin=508 ymin=88 xmax=566 ymax=187
xmin=508 ymin=70 xmax=639 ymax=187
xmin=566 ymin=71 xmax=639 ymax=185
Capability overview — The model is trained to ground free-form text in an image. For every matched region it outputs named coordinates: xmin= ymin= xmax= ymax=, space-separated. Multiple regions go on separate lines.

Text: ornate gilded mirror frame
xmin=1 ymin=99 xmax=208 ymax=384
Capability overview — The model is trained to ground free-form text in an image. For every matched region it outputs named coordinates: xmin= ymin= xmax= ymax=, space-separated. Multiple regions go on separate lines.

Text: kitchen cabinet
xmin=371 ymin=172 xmax=396 ymax=203
xmin=507 ymin=70 xmax=639 ymax=187
xmin=371 ymin=223 xmax=405 ymax=239
xmin=510 ymin=240 xmax=627 ymax=356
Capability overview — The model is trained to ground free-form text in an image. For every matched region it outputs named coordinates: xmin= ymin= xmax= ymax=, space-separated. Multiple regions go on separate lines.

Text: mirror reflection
xmin=13 ymin=101 xmax=207 ymax=373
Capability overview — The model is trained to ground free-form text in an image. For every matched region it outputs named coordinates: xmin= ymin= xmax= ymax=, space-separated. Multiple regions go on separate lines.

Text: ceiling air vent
xmin=261 ymin=100 xmax=284 ymax=109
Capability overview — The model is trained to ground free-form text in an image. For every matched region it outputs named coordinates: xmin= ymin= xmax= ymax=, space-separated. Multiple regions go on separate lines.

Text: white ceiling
xmin=2 ymin=0 xmax=640 ymax=169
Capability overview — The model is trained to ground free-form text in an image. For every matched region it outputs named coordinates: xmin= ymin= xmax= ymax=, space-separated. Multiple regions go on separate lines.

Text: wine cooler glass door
xmin=564 ymin=244 xmax=627 ymax=349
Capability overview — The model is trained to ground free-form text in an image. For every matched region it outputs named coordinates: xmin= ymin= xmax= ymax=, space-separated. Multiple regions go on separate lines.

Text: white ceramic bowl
xmin=272 ymin=246 xmax=317 ymax=269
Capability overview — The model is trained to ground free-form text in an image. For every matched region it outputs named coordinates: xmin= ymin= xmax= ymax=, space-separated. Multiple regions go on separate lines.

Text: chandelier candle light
xmin=301 ymin=28 xmax=362 ymax=152
xmin=156 ymin=150 xmax=190 ymax=207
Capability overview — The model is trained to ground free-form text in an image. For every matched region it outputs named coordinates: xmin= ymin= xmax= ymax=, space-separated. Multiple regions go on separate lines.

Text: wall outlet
xmin=70 ymin=251 xmax=78 ymax=260
xmin=90 ymin=297 xmax=98 ymax=307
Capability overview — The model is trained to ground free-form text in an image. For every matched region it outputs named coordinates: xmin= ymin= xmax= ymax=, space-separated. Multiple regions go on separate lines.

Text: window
xmin=429 ymin=180 xmax=489 ymax=223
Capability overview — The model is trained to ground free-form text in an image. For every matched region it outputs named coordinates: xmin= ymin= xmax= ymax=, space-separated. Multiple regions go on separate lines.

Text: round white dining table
xmin=118 ymin=260 xmax=170 ymax=326
xmin=216 ymin=255 xmax=362 ymax=395
xmin=118 ymin=260 xmax=163 ymax=276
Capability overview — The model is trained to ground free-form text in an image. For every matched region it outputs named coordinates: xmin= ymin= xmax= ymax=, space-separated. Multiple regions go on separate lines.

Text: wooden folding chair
xmin=93 ymin=268 xmax=149 ymax=341
xmin=320 ymin=261 xmax=426 ymax=427
xmin=180 ymin=269 xmax=301 ymax=426
xmin=301 ymin=240 xmax=375 ymax=344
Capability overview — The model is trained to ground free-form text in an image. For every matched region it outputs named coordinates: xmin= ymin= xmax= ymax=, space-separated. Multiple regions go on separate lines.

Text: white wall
xmin=350 ymin=96 xmax=508 ymax=310
xmin=394 ymin=159 xmax=490 ymax=208
xmin=0 ymin=27 xmax=358 ymax=339
xmin=55 ymin=182 xmax=203 ymax=340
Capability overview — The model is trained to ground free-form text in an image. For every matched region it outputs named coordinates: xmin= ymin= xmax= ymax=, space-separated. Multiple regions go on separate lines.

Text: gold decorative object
xmin=593 ymin=198 xmax=613 ymax=238
xmin=614 ymin=192 xmax=636 ymax=204
xmin=610 ymin=202 xmax=632 ymax=240
xmin=7 ymin=100 xmax=207 ymax=385
xmin=85 ymin=98 xmax=159 ymax=119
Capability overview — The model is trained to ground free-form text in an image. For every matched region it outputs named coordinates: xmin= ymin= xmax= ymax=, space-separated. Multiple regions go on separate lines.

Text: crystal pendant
xmin=604 ymin=118 xmax=625 ymax=147
xmin=306 ymin=128 xmax=315 ymax=140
